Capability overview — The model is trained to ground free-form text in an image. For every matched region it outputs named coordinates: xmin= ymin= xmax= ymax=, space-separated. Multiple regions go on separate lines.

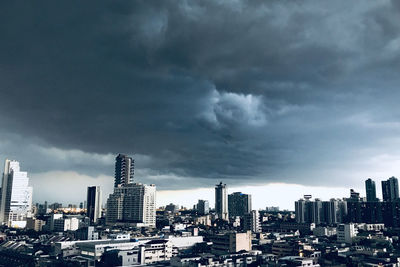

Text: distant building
xmin=110 ymin=240 xmax=174 ymax=265
xmin=194 ymin=215 xmax=212 ymax=226
xmin=165 ymin=203 xmax=179 ymax=214
xmin=215 ymin=182 xmax=228 ymax=221
xmin=54 ymin=217 xmax=79 ymax=232
xmin=382 ymin=177 xmax=399 ymax=201
xmin=26 ymin=217 xmax=46 ymax=232
xmin=210 ymin=231 xmax=252 ymax=255
xmin=37 ymin=201 xmax=48 ymax=216
xmin=296 ymin=198 xmax=346 ymax=225
xmin=46 ymin=213 xmax=63 ymax=231
xmin=197 ymin=200 xmax=209 ymax=215
xmin=295 ymin=198 xmax=307 ymax=223
xmin=114 ymin=154 xmax=134 ymax=188
xmin=348 ymin=189 xmax=362 ymax=202
xmin=313 ymin=226 xmax=336 ymax=237
xmin=365 ymin=178 xmax=378 ymax=202
xmin=311 ymin=199 xmax=323 ymax=225
xmin=243 ymin=210 xmax=261 ymax=233
xmin=75 ymin=226 xmax=98 ymax=240
xmin=49 ymin=202 xmax=62 ymax=210
xmin=87 ymin=186 xmax=102 ymax=224
xmin=228 ymin=192 xmax=251 ymax=217
xmin=0 ymin=159 xmax=33 ymax=228
xmin=106 ymin=183 xmax=156 ymax=227
xmin=266 ymin=206 xmax=279 ymax=212
xmin=337 ymin=223 xmax=357 ymax=244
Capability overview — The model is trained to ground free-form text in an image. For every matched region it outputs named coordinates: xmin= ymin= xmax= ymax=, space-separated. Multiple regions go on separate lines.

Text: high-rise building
xmin=228 ymin=192 xmax=251 ymax=217
xmin=295 ymin=198 xmax=306 ymax=223
xmin=0 ymin=159 xmax=33 ymax=228
xmin=382 ymin=177 xmax=399 ymax=202
xmin=322 ymin=199 xmax=339 ymax=224
xmin=114 ymin=154 xmax=134 ymax=188
xmin=106 ymin=183 xmax=156 ymax=227
xmin=365 ymin=178 xmax=378 ymax=202
xmin=243 ymin=210 xmax=261 ymax=233
xmin=297 ymin=197 xmax=347 ymax=225
xmin=197 ymin=200 xmax=209 ymax=215
xmin=312 ymin=198 xmax=323 ymax=225
xmin=215 ymin=182 xmax=228 ymax=221
xmin=87 ymin=186 xmax=102 ymax=224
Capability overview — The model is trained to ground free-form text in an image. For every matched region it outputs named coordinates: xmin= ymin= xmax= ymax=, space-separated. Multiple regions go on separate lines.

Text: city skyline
xmin=2 ymin=156 xmax=400 ymax=211
xmin=2 ymin=1 xmax=400 ymax=210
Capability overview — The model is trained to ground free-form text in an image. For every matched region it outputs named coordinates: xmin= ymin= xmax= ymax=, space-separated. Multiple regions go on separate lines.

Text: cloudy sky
xmin=1 ymin=1 xmax=400 ymax=209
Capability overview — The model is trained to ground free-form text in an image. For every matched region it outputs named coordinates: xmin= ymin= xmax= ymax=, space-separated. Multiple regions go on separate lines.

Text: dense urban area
xmin=1 ymin=154 xmax=400 ymax=266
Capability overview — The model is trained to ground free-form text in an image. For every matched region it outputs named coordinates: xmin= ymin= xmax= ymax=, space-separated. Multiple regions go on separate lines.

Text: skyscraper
xmin=0 ymin=159 xmax=33 ymax=228
xmin=215 ymin=182 xmax=228 ymax=220
xmin=106 ymin=183 xmax=156 ymax=227
xmin=87 ymin=186 xmax=102 ymax=224
xmin=365 ymin=178 xmax=378 ymax=202
xmin=228 ymin=192 xmax=252 ymax=217
xmin=114 ymin=154 xmax=134 ymax=188
xmin=382 ymin=177 xmax=399 ymax=202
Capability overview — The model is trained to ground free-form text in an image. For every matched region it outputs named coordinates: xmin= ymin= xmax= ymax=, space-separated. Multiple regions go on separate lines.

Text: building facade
xmin=114 ymin=154 xmax=134 ymax=188
xmin=106 ymin=183 xmax=156 ymax=227
xmin=0 ymin=159 xmax=33 ymax=228
xmin=365 ymin=178 xmax=378 ymax=202
xmin=243 ymin=210 xmax=261 ymax=233
xmin=197 ymin=199 xmax=209 ymax=215
xmin=215 ymin=182 xmax=228 ymax=221
xmin=382 ymin=177 xmax=399 ymax=202
xmin=87 ymin=186 xmax=102 ymax=224
xmin=228 ymin=192 xmax=251 ymax=217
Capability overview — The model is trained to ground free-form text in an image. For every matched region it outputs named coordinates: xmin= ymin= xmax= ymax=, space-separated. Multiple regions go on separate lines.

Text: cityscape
xmin=2 ymin=0 xmax=400 ymax=266
xmin=1 ymin=154 xmax=400 ymax=266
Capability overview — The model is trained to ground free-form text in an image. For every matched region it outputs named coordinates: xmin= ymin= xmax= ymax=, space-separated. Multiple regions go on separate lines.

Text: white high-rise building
xmin=106 ymin=183 xmax=156 ymax=227
xmin=0 ymin=159 xmax=33 ymax=228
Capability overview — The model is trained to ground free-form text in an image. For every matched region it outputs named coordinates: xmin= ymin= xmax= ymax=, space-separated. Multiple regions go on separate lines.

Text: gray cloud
xmin=1 ymin=0 xmax=400 ymax=199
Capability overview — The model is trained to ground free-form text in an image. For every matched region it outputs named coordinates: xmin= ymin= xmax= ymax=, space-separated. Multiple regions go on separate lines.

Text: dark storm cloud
xmin=1 ymin=0 xmax=400 ymax=190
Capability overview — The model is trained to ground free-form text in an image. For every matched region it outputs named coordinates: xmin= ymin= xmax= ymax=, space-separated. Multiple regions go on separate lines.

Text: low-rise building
xmin=26 ymin=218 xmax=46 ymax=232
xmin=210 ymin=231 xmax=251 ymax=255
xmin=337 ymin=223 xmax=357 ymax=244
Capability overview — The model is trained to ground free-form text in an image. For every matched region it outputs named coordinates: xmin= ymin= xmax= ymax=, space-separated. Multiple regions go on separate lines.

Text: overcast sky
xmin=1 ymin=1 xmax=400 ymax=209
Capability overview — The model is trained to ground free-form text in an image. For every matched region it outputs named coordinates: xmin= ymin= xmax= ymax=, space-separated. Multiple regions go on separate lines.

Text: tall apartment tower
xmin=382 ymin=177 xmax=399 ymax=202
xmin=365 ymin=178 xmax=378 ymax=202
xmin=295 ymin=198 xmax=306 ymax=223
xmin=106 ymin=183 xmax=156 ymax=227
xmin=215 ymin=182 xmax=228 ymax=221
xmin=114 ymin=154 xmax=134 ymax=188
xmin=228 ymin=192 xmax=252 ymax=217
xmin=87 ymin=186 xmax=102 ymax=224
xmin=0 ymin=159 xmax=33 ymax=227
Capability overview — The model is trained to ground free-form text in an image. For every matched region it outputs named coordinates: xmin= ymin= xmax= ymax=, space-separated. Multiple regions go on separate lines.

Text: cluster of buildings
xmin=2 ymin=155 xmax=400 ymax=265
xmin=295 ymin=177 xmax=400 ymax=227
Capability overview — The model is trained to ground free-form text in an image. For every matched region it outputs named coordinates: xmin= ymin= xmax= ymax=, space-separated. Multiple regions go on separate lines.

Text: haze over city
xmin=2 ymin=1 xmax=400 ymax=209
